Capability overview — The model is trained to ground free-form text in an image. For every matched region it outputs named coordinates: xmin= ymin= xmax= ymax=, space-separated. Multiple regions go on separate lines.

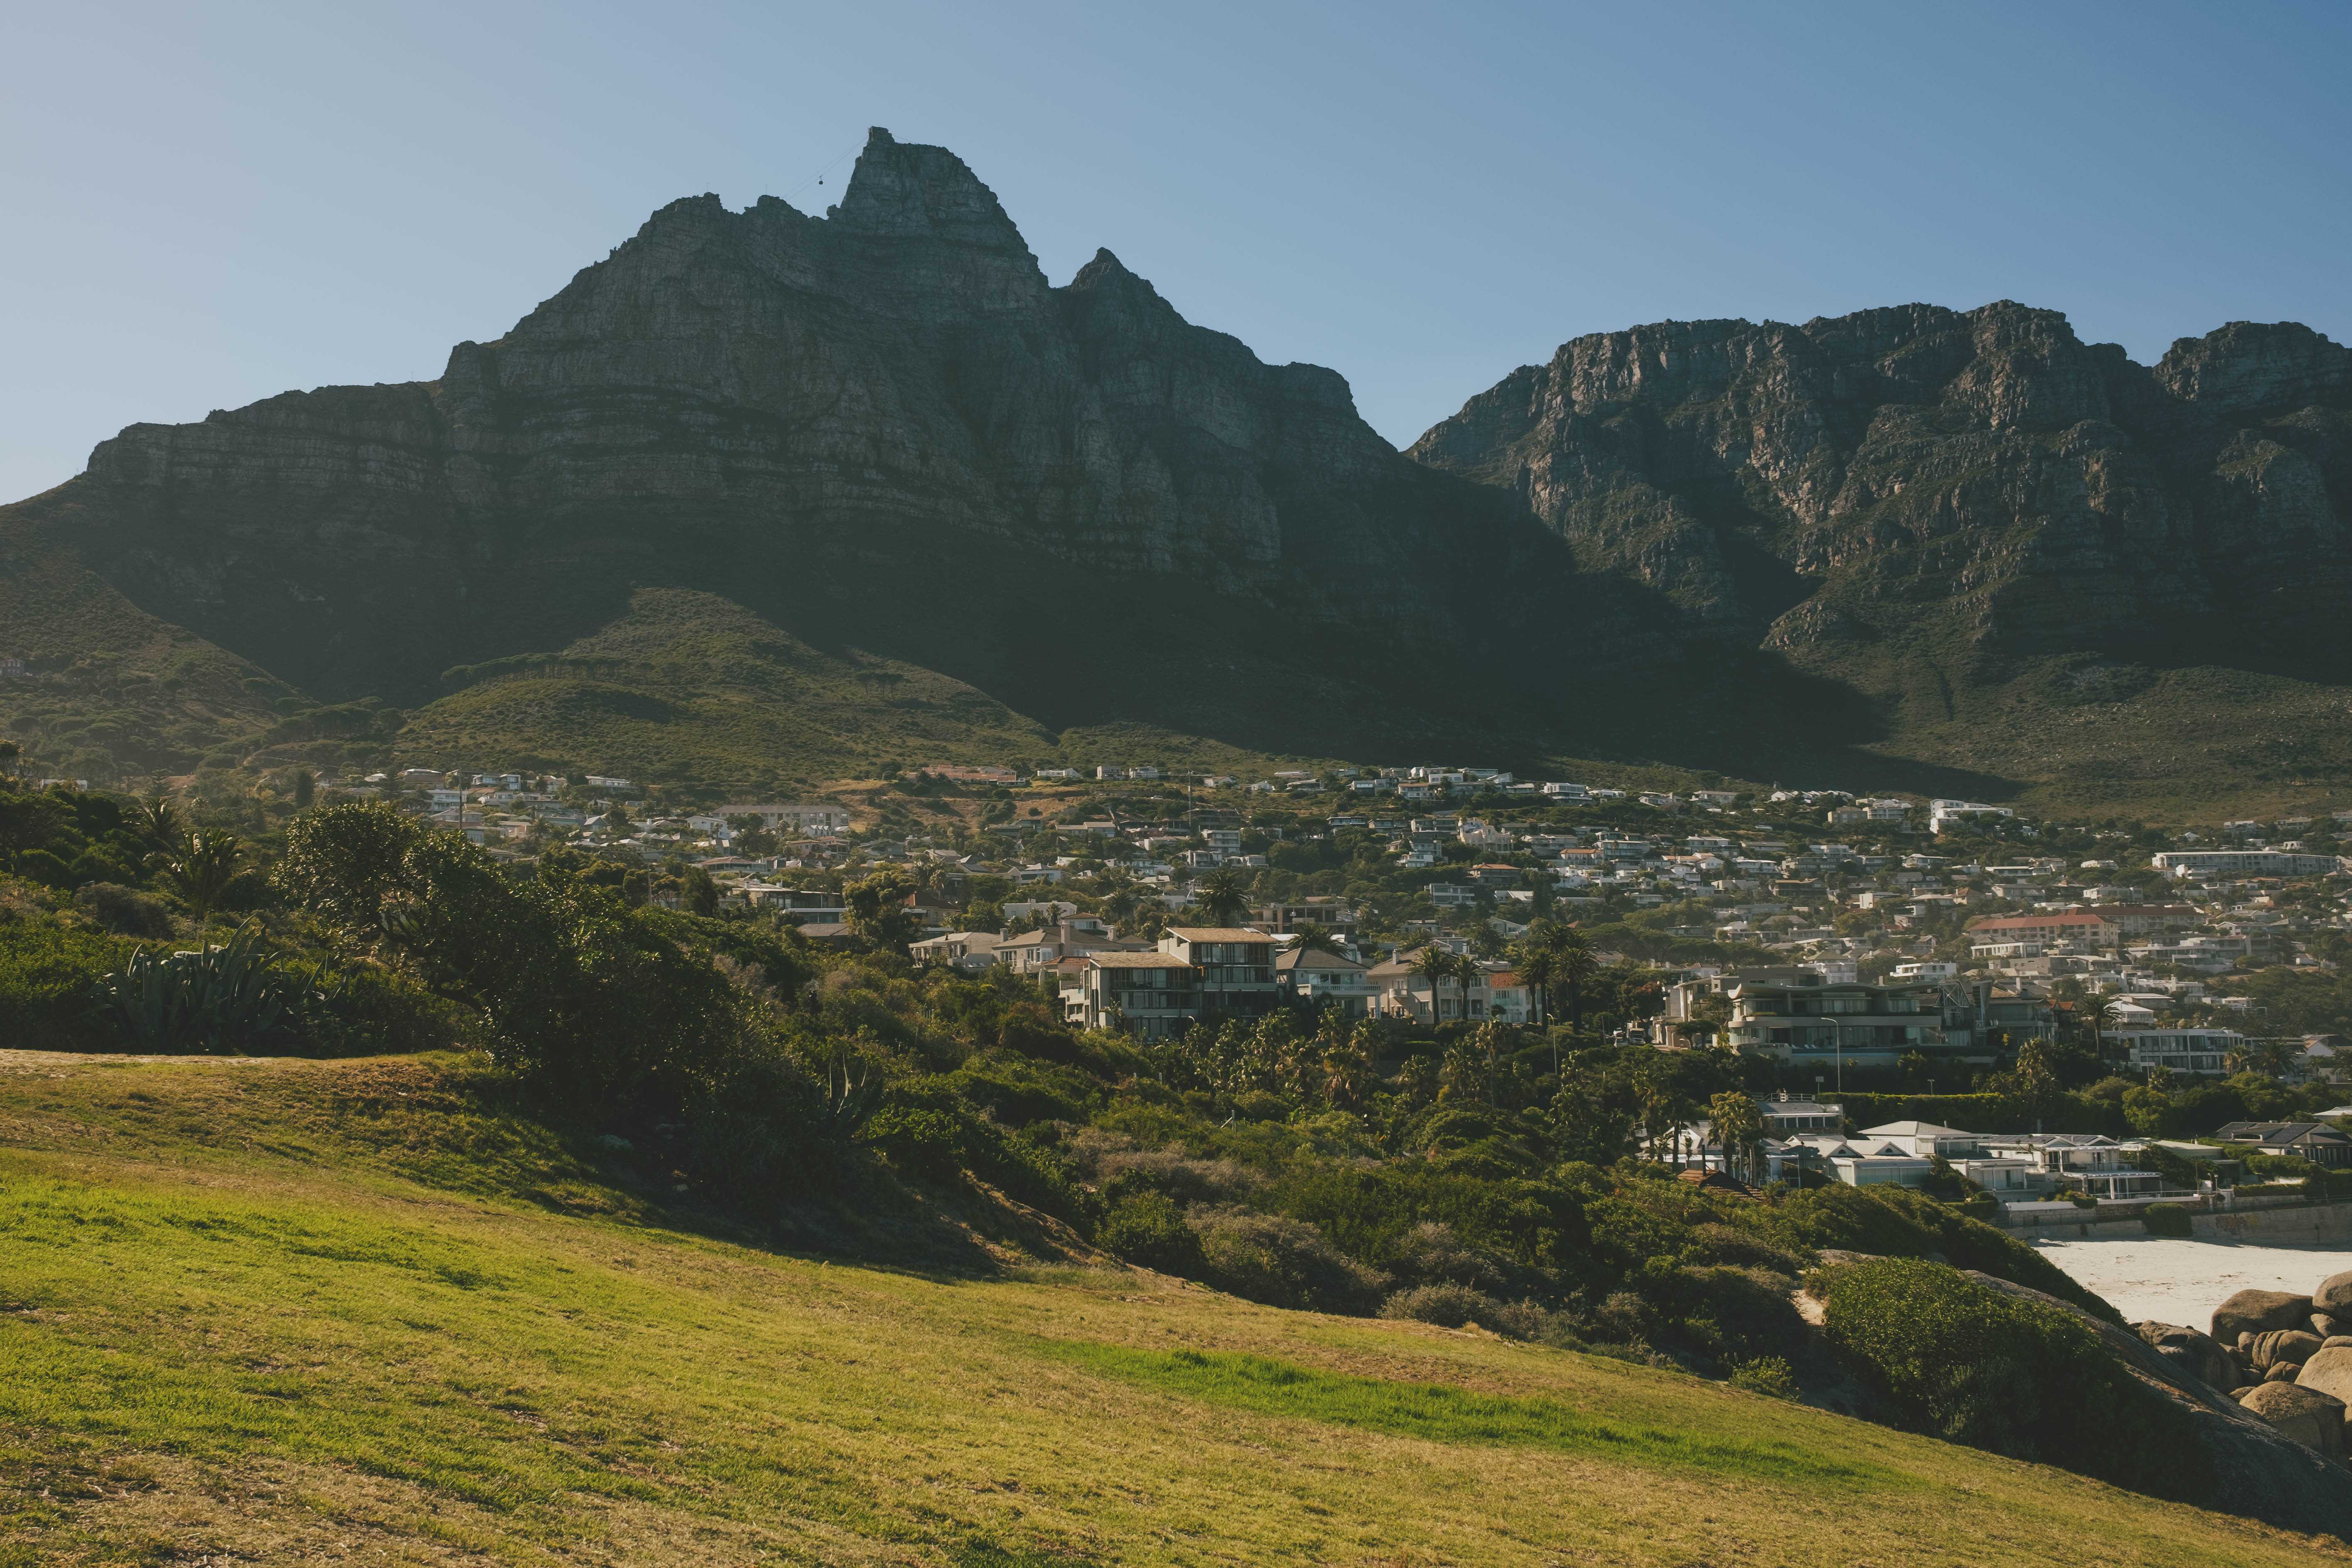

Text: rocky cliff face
xmin=1408 ymin=305 xmax=2352 ymax=704
xmin=30 ymin=128 xmax=1582 ymax=713
xmin=12 ymin=128 xmax=2351 ymax=797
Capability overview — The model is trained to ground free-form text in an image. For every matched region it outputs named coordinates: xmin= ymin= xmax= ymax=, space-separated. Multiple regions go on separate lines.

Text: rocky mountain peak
xmin=829 ymin=126 xmax=1030 ymax=254
xmin=2157 ymin=321 xmax=2352 ymax=412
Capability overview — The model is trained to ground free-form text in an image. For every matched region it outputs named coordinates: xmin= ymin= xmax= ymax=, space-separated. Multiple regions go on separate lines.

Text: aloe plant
xmin=91 ymin=920 xmax=322 ymax=1053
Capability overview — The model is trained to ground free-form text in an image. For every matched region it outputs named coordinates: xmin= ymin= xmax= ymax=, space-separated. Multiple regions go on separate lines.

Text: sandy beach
xmin=2033 ymin=1234 xmax=2352 ymax=1325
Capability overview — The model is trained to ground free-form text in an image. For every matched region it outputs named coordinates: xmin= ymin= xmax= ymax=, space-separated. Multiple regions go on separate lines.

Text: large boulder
xmin=2298 ymin=1345 xmax=2352 ymax=1405
xmin=2250 ymin=1328 xmax=2326 ymax=1371
xmin=2243 ymin=1381 xmax=2349 ymax=1458
xmin=1969 ymin=1274 xmax=2352 ymax=1540
xmin=2215 ymin=1289 xmax=2315 ymax=1343
xmin=2313 ymin=1311 xmax=2342 ymax=1338
xmin=2316 ymin=1271 xmax=2352 ymax=1316
xmin=2135 ymin=1321 xmax=2238 ymax=1391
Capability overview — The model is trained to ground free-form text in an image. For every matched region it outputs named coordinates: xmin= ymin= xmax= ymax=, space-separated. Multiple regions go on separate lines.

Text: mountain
xmin=4 ymin=128 xmax=1660 ymax=790
xmin=5 ymin=128 xmax=2350 ymax=811
xmin=1411 ymin=308 xmax=2352 ymax=812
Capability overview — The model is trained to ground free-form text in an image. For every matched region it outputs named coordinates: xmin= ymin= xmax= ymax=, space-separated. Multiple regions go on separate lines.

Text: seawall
xmin=2005 ymin=1200 xmax=2352 ymax=1245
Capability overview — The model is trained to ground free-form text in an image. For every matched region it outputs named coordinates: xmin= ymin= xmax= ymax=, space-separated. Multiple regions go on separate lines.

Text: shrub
xmin=1380 ymin=1283 xmax=1553 ymax=1341
xmin=1386 ymin=1222 xmax=1509 ymax=1294
xmin=685 ymin=1045 xmax=826 ymax=1195
xmin=1097 ymin=1192 xmax=1204 ymax=1276
xmin=0 ymin=906 xmax=135 ymax=1048
xmin=1726 ymin=1356 xmax=1799 ymax=1399
xmin=2141 ymin=1201 xmax=2194 ymax=1238
xmin=72 ymin=883 xmax=172 ymax=938
xmin=1655 ymin=1264 xmax=1810 ymax=1366
xmin=1189 ymin=1207 xmax=1387 ymax=1315
xmin=858 ymin=1106 xmax=966 ymax=1184
xmin=90 ymin=921 xmax=322 ymax=1053
xmin=1761 ymin=1182 xmax=2120 ymax=1323
xmin=1818 ymin=1257 xmax=2209 ymax=1502
xmin=1380 ymin=1282 xmax=1500 ymax=1329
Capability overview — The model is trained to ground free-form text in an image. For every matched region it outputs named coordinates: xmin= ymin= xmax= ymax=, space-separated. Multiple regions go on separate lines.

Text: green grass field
xmin=0 ymin=1051 xmax=2341 ymax=1566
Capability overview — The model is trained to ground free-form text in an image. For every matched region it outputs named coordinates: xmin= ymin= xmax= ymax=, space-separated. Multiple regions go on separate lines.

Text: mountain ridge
xmin=5 ymin=128 xmax=2350 ymax=811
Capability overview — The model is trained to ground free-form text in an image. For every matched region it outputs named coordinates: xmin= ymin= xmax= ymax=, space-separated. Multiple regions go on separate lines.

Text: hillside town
xmin=334 ymin=760 xmax=2352 ymax=1127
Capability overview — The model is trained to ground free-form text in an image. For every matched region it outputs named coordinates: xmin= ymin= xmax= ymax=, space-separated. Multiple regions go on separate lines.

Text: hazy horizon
xmin=4 ymin=0 xmax=2348 ymax=504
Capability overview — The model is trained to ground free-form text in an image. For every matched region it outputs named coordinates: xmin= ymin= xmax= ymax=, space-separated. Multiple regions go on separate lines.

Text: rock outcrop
xmin=7 ymin=128 xmax=2350 ymax=790
xmin=1959 ymin=1277 xmax=2352 ymax=1539
xmin=10 ymin=128 xmax=1604 ymax=739
xmin=2136 ymin=1321 xmax=2238 ymax=1392
xmin=2215 ymin=1289 xmax=2316 ymax=1344
xmin=1408 ymin=304 xmax=2352 ymax=743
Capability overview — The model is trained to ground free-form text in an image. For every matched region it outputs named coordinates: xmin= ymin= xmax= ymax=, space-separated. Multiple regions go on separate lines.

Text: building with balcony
xmin=2117 ymin=1028 xmax=2242 ymax=1077
xmin=1670 ymin=971 xmax=1948 ymax=1066
xmin=1278 ymin=946 xmax=1374 ymax=1019
xmin=1073 ymin=952 xmax=1201 ymax=1039
xmin=1158 ymin=928 xmax=1282 ymax=1017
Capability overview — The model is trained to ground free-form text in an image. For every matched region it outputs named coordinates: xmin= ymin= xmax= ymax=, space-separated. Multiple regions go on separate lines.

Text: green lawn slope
xmin=0 ymin=1052 xmax=2340 ymax=1567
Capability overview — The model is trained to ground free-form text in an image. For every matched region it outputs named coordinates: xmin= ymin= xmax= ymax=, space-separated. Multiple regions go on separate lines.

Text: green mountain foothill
xmin=5 ymin=128 xmax=2350 ymax=812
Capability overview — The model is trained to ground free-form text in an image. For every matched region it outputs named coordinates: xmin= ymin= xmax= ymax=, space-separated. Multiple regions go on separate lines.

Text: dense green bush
xmin=2141 ymin=1202 xmax=2194 ymax=1238
xmin=1760 ymin=1183 xmax=2120 ymax=1323
xmin=1645 ymin=1264 xmax=1808 ymax=1367
xmin=1097 ymin=1191 xmax=1205 ymax=1275
xmin=1189 ymin=1207 xmax=1386 ymax=1314
xmin=72 ymin=882 xmax=172 ymax=937
xmin=91 ymin=921 xmax=321 ymax=1052
xmin=0 ymin=899 xmax=138 ymax=1049
xmin=1819 ymin=1258 xmax=2209 ymax=1501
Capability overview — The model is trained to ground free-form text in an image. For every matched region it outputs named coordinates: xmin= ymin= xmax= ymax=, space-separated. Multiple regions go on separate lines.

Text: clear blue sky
xmin=5 ymin=0 xmax=2348 ymax=504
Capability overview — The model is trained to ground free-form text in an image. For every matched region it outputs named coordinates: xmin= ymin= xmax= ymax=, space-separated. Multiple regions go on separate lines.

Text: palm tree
xmin=131 ymin=795 xmax=180 ymax=847
xmin=1190 ymin=869 xmax=1251 ymax=927
xmin=1515 ymin=941 xmax=1560 ymax=1027
xmin=1289 ymin=921 xmax=1344 ymax=957
xmin=156 ymin=832 xmax=244 ymax=928
xmin=1553 ymin=929 xmax=1599 ymax=1036
xmin=1411 ymin=944 xmax=1456 ymax=1026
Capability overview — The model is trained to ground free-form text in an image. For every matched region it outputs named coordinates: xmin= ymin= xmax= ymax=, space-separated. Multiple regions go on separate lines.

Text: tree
xmin=1515 ymin=941 xmax=1560 ymax=1028
xmin=1411 ymin=945 xmax=1458 ymax=1026
xmin=679 ymin=864 xmax=719 ymax=917
xmin=291 ymin=769 xmax=315 ymax=810
xmin=843 ymin=869 xmax=922 ymax=954
xmin=0 ymin=787 xmax=62 ymax=868
xmin=1552 ymin=928 xmax=1599 ymax=1035
xmin=155 ymin=832 xmax=244 ymax=926
xmin=1288 ymin=921 xmax=1344 ymax=957
xmin=1190 ymin=869 xmax=1251 ymax=928
xmin=0 ymin=739 xmax=17 ymax=777
xmin=1708 ymin=1090 xmax=1765 ymax=1184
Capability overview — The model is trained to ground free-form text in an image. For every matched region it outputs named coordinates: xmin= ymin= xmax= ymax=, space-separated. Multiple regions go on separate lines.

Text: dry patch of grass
xmin=0 ymin=1051 xmax=2343 ymax=1566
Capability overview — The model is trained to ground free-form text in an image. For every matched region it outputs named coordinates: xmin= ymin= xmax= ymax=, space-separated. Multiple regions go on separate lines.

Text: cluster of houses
xmin=346 ymin=758 xmax=2352 ymax=1085
xmin=1660 ymin=1093 xmax=2352 ymax=1215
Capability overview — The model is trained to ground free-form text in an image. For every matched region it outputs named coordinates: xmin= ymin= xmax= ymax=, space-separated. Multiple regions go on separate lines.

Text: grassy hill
xmin=0 ymin=501 xmax=296 ymax=782
xmin=0 ymin=1049 xmax=2335 ymax=1568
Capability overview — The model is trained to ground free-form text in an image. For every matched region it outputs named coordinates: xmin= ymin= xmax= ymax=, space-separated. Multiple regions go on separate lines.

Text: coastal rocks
xmin=2135 ymin=1321 xmax=2237 ymax=1390
xmin=1975 ymin=1274 xmax=2352 ymax=1538
xmin=2268 ymin=1361 xmax=2306 ymax=1383
xmin=2243 ymin=1382 xmax=2350 ymax=1459
xmin=2315 ymin=1271 xmax=2352 ymax=1316
xmin=2250 ymin=1329 xmax=2326 ymax=1373
xmin=2316 ymin=1311 xmax=2343 ymax=1338
xmin=2216 ymin=1290 xmax=2317 ymax=1343
xmin=2299 ymin=1346 xmax=2352 ymax=1406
